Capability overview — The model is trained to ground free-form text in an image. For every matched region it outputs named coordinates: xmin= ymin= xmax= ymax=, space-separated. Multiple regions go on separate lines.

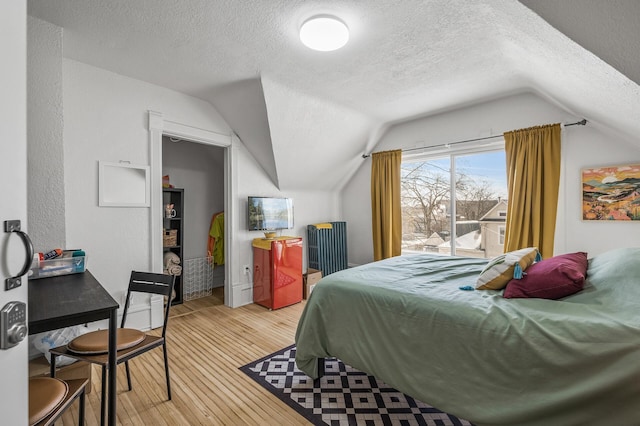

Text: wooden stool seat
xmin=68 ymin=328 xmax=145 ymax=354
xmin=29 ymin=377 xmax=68 ymax=425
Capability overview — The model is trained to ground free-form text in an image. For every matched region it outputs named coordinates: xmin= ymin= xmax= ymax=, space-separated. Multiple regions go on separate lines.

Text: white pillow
xmin=476 ymin=247 xmax=541 ymax=290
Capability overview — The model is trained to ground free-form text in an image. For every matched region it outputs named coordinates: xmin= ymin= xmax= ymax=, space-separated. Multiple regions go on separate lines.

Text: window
xmin=401 ymin=156 xmax=452 ymax=255
xmin=401 ymin=145 xmax=507 ymax=259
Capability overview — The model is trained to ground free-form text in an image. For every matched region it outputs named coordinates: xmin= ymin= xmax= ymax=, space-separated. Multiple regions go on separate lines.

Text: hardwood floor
xmin=58 ymin=288 xmax=310 ymax=425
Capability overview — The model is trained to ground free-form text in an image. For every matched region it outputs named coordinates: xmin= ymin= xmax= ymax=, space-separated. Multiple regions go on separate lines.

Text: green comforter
xmin=295 ymin=248 xmax=640 ymax=426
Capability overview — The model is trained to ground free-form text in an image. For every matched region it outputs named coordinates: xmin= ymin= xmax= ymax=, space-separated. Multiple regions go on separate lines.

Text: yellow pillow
xmin=476 ymin=247 xmax=541 ymax=290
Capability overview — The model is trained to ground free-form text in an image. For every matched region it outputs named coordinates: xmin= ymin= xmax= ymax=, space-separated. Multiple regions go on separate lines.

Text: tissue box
xmin=29 ymin=256 xmax=87 ymax=279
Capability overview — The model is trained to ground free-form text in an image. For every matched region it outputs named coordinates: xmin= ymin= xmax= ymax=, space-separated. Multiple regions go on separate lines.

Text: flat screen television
xmin=248 ymin=196 xmax=294 ymax=231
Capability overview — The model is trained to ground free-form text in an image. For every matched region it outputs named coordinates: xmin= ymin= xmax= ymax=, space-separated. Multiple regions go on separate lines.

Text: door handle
xmin=4 ymin=220 xmax=34 ymax=290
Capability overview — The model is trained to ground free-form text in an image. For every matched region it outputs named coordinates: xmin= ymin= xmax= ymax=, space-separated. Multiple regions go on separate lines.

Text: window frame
xmin=400 ymin=139 xmax=505 ymax=256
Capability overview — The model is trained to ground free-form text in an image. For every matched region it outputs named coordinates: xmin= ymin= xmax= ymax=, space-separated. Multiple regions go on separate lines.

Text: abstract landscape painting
xmin=582 ymin=164 xmax=640 ymax=221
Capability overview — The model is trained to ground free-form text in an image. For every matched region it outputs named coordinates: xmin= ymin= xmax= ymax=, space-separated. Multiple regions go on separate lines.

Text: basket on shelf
xmin=163 ymin=229 xmax=178 ymax=247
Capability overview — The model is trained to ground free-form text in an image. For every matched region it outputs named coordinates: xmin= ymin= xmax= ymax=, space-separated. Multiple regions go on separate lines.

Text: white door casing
xmin=148 ymin=111 xmax=238 ymax=318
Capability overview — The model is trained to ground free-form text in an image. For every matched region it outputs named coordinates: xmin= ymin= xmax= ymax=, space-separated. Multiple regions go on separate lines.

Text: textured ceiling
xmin=520 ymin=0 xmax=640 ymax=86
xmin=27 ymin=0 xmax=640 ymax=191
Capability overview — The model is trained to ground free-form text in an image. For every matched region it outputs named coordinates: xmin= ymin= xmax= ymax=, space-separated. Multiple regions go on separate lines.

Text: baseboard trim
xmin=231 ymin=282 xmax=252 ymax=308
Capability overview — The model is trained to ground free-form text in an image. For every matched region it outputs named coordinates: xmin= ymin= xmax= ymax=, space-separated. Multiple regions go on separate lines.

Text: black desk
xmin=29 ymin=270 xmax=119 ymax=426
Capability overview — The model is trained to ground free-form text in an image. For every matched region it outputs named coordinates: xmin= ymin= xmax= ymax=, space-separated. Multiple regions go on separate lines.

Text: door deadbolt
xmin=1 ymin=301 xmax=27 ymax=349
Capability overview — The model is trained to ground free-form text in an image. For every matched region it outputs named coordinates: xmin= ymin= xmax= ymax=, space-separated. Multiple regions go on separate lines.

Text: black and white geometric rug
xmin=240 ymin=344 xmax=473 ymax=426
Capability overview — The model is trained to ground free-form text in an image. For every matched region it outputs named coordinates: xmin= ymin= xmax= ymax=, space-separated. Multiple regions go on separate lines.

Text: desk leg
xmin=108 ymin=309 xmax=117 ymax=426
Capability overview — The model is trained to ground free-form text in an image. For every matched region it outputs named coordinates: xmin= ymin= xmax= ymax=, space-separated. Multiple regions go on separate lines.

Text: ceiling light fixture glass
xmin=300 ymin=15 xmax=349 ymax=52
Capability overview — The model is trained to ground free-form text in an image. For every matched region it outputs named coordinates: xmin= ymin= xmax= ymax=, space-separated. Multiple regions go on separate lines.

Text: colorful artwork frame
xmin=582 ymin=163 xmax=640 ymax=221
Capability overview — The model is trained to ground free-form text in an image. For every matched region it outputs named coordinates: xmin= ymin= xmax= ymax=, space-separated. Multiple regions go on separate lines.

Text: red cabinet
xmin=252 ymin=237 xmax=303 ymax=310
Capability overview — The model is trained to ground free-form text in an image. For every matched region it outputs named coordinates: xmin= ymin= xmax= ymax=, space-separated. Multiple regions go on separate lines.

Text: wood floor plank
xmin=57 ymin=288 xmax=310 ymax=425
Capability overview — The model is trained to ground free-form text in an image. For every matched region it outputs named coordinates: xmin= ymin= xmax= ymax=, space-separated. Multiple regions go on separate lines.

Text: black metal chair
xmin=49 ymin=271 xmax=176 ymax=426
xmin=29 ymin=377 xmax=88 ymax=426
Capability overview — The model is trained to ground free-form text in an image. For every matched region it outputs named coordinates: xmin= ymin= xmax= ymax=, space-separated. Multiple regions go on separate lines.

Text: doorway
xmin=162 ymin=136 xmax=225 ymax=304
xmin=148 ymin=110 xmax=237 ymax=317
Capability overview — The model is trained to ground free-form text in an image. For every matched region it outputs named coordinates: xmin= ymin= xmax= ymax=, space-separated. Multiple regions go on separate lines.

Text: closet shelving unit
xmin=163 ymin=187 xmax=184 ymax=305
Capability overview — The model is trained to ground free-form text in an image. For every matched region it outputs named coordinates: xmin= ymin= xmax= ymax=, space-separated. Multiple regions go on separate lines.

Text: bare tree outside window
xmin=456 ymin=177 xmax=498 ymax=220
xmin=401 ymin=159 xmax=452 ymax=246
xmin=401 ymin=150 xmax=507 ymax=258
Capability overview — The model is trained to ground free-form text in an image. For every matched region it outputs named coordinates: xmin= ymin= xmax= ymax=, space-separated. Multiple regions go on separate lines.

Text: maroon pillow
xmin=503 ymin=252 xmax=588 ymax=299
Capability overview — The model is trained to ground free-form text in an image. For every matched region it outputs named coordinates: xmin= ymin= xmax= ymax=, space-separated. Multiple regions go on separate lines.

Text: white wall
xmin=233 ymin=141 xmax=341 ymax=303
xmin=61 ymin=58 xmax=232 ymax=312
xmin=30 ymin=17 xmax=341 ymax=314
xmin=557 ymin=125 xmax=640 ymax=255
xmin=60 ymin=60 xmax=341 ymax=309
xmin=342 ymin=92 xmax=640 ymax=265
xmin=162 ymin=137 xmax=225 ymax=260
xmin=27 ymin=16 xmax=65 ymax=252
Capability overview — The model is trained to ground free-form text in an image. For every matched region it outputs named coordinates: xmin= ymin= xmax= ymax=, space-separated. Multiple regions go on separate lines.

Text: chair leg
xmin=100 ymin=366 xmax=107 ymax=426
xmin=163 ymin=343 xmax=172 ymax=400
xmin=50 ymin=353 xmax=57 ymax=377
xmin=78 ymin=385 xmax=86 ymax=426
xmin=125 ymin=360 xmax=133 ymax=391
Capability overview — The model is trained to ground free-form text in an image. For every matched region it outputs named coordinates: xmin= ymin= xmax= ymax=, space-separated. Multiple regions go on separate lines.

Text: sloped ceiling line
xmin=208 ymin=78 xmax=280 ymax=189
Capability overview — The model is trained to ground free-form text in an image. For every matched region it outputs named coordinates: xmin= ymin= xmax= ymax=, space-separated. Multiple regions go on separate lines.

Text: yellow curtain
xmin=503 ymin=123 xmax=561 ymax=259
xmin=371 ymin=149 xmax=402 ymax=261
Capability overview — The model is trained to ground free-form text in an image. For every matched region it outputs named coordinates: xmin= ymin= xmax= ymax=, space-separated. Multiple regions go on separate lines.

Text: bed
xmin=294 ymin=247 xmax=640 ymax=426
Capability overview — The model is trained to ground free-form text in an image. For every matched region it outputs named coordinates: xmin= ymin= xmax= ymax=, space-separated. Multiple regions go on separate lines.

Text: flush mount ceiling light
xmin=300 ymin=15 xmax=349 ymax=51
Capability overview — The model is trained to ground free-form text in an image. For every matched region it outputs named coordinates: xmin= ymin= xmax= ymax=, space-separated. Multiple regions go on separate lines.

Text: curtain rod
xmin=361 ymin=119 xmax=587 ymax=159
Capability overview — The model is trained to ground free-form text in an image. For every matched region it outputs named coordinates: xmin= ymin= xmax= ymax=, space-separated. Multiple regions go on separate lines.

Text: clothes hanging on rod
xmin=207 ymin=211 xmax=224 ymax=266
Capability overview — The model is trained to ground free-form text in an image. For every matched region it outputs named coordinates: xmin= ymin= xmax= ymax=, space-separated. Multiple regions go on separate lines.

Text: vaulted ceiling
xmin=27 ymin=0 xmax=640 ymax=191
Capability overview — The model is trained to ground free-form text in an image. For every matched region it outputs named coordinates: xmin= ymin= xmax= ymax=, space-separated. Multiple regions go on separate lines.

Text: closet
xmin=162 ymin=136 xmax=225 ymax=303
